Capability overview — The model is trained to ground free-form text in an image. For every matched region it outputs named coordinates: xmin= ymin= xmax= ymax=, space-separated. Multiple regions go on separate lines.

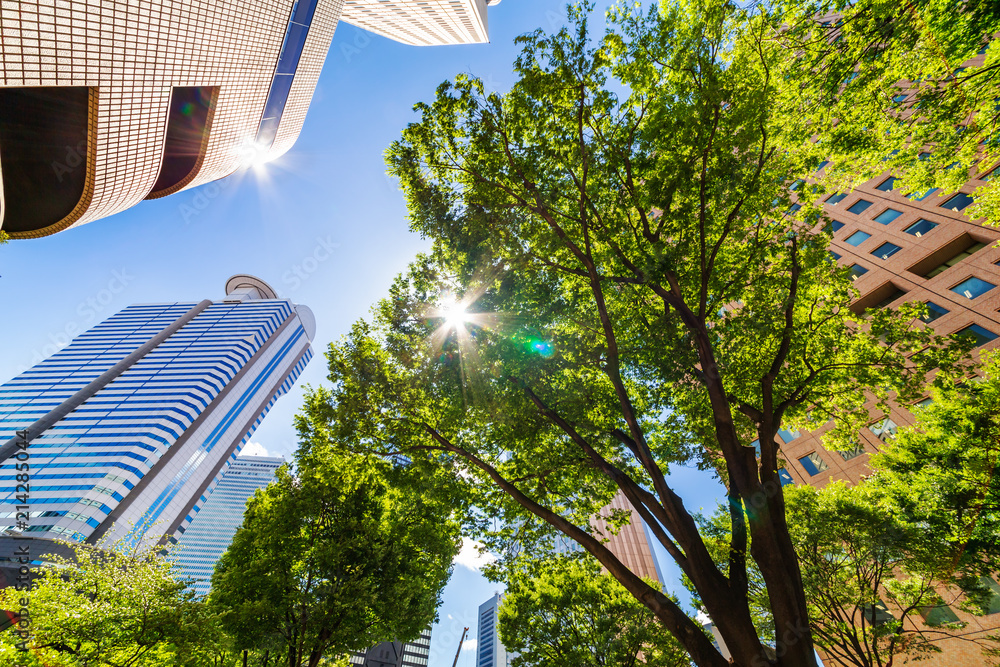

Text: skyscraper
xmin=476 ymin=593 xmax=510 ymax=667
xmin=349 ymin=629 xmax=433 ymax=667
xmin=0 ymin=275 xmax=313 ymax=582
xmin=593 ymin=491 xmax=664 ymax=584
xmin=0 ymin=0 xmax=503 ymax=239
xmin=174 ymin=454 xmax=285 ymax=597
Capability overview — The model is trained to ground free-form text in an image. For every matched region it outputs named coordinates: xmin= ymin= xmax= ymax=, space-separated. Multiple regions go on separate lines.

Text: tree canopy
xmin=498 ymin=556 xmax=689 ymax=667
xmin=209 ymin=447 xmax=460 ymax=667
xmin=296 ymin=1 xmax=976 ymax=666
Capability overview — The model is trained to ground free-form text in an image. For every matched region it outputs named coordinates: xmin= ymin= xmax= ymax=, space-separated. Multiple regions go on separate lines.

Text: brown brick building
xmin=772 ymin=107 xmax=1000 ymax=663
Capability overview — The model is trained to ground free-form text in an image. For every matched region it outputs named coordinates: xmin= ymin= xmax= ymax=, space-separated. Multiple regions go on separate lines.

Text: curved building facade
xmin=0 ymin=0 xmax=501 ymax=239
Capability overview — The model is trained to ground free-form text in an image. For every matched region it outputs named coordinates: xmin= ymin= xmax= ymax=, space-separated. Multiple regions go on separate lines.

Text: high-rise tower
xmin=174 ymin=454 xmax=285 ymax=597
xmin=0 ymin=0 xmax=503 ymax=239
xmin=0 ymin=275 xmax=313 ymax=582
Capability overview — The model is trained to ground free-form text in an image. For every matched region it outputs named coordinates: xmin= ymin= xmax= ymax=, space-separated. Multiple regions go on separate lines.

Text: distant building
xmin=477 ymin=593 xmax=512 ymax=667
xmin=0 ymin=275 xmax=313 ymax=583
xmin=349 ymin=628 xmax=432 ymax=667
xmin=593 ymin=491 xmax=664 ymax=585
xmin=0 ymin=0 xmax=503 ymax=239
xmin=174 ymin=455 xmax=284 ymax=597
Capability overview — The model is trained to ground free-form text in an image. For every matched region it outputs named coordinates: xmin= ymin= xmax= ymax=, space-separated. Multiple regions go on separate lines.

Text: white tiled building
xmin=0 ymin=0 xmax=502 ymax=239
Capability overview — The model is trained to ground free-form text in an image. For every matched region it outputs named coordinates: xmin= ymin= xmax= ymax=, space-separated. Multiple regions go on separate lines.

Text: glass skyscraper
xmin=174 ymin=454 xmax=285 ymax=597
xmin=0 ymin=275 xmax=313 ymax=581
xmin=476 ymin=593 xmax=511 ymax=667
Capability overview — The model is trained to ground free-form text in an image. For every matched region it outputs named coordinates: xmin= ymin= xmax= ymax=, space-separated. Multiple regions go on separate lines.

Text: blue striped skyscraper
xmin=477 ymin=593 xmax=512 ymax=667
xmin=0 ymin=275 xmax=313 ymax=577
xmin=174 ymin=454 xmax=284 ymax=597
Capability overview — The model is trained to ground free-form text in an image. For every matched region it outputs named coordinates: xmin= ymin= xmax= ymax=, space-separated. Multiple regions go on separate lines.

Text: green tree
xmin=868 ymin=351 xmax=1000 ymax=603
xmin=773 ymin=0 xmax=1000 ymax=222
xmin=499 ymin=557 xmax=689 ymax=667
xmin=299 ymin=2 xmax=971 ymax=665
xmin=692 ymin=481 xmax=1000 ymax=667
xmin=209 ymin=447 xmax=460 ymax=667
xmin=0 ymin=538 xmax=225 ymax=667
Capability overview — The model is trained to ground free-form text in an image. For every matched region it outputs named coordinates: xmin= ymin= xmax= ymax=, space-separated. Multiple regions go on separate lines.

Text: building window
xmin=876 ymin=177 xmax=898 ymax=191
xmin=940 ymin=192 xmax=975 ymax=212
xmin=910 ymin=236 xmax=987 ymax=278
xmin=868 ymin=418 xmax=898 ymax=442
xmin=847 ymin=199 xmax=874 ymax=215
xmin=908 ymin=187 xmax=939 ymax=201
xmin=980 ymin=164 xmax=999 ymax=181
xmin=0 ymin=87 xmax=93 ymax=235
xmin=950 ymin=276 xmax=996 ymax=299
xmin=903 ymin=219 xmax=938 ymax=237
xmin=868 ymin=287 xmax=907 ymax=310
xmin=845 ymin=231 xmax=872 ymax=246
xmin=815 ymin=160 xmax=830 ymax=172
xmin=863 ymin=600 xmax=895 ymax=626
xmin=798 ymin=452 xmax=829 ymax=476
xmin=838 ymin=443 xmax=866 ymax=460
xmin=849 ymin=264 xmax=869 ymax=281
xmin=147 ymin=86 xmax=218 ymax=198
xmin=825 ymin=219 xmax=845 ymax=233
xmin=891 ymin=94 xmax=908 ymax=104
xmin=778 ymin=468 xmax=795 ymax=486
xmin=918 ymin=598 xmax=961 ymax=627
xmin=955 ymin=323 xmax=998 ymax=346
xmin=787 ymin=203 xmax=801 ymax=215
xmin=871 ymin=242 xmax=902 ymax=260
xmin=921 ymin=301 xmax=949 ymax=323
xmin=964 ymin=576 xmax=1000 ymax=615
xmin=790 ymin=179 xmax=805 ymax=191
xmin=826 ymin=192 xmax=848 ymax=205
xmin=873 ymin=208 xmax=903 ymax=225
xmin=778 ymin=428 xmax=801 ymax=443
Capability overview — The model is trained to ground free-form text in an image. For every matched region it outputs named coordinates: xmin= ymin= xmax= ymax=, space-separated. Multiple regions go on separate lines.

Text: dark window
xmin=798 ymin=452 xmax=828 ymax=476
xmin=851 ymin=283 xmax=907 ymax=314
xmin=790 ymin=179 xmax=805 ymax=191
xmin=955 ymin=323 xmax=998 ymax=346
xmin=825 ymin=220 xmax=845 ymax=233
xmin=876 ymin=177 xmax=898 ymax=192
xmin=847 ymin=199 xmax=873 ymax=215
xmin=0 ymin=87 xmax=91 ymax=234
xmin=892 ymin=94 xmax=907 ymax=103
xmin=787 ymin=203 xmax=801 ymax=214
xmin=849 ymin=264 xmax=869 ymax=281
xmin=919 ymin=599 xmax=961 ymax=627
xmin=871 ymin=242 xmax=902 ymax=260
xmin=904 ymin=219 xmax=938 ymax=237
xmin=921 ymin=302 xmax=949 ymax=323
xmin=951 ymin=277 xmax=996 ymax=299
xmin=815 ymin=160 xmax=829 ymax=172
xmin=872 ymin=288 xmax=907 ymax=310
xmin=908 ymin=235 xmax=987 ymax=278
xmin=829 ymin=251 xmax=842 ymax=261
xmin=873 ymin=208 xmax=903 ymax=225
xmin=909 ymin=187 xmax=939 ymax=201
xmin=839 ymin=443 xmax=866 ymax=460
xmin=254 ymin=0 xmax=321 ymax=151
xmin=940 ymin=192 xmax=975 ymax=212
xmin=863 ymin=600 xmax=895 ymax=626
xmin=826 ymin=192 xmax=848 ymax=205
xmin=963 ymin=576 xmax=1000 ymax=615
xmin=980 ymin=164 xmax=999 ymax=181
xmin=778 ymin=468 xmax=794 ymax=486
xmin=845 ymin=231 xmax=871 ymax=246
xmin=147 ymin=86 xmax=217 ymax=197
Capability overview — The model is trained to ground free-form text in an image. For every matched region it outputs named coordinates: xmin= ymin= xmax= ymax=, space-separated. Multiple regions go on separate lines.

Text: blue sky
xmin=0 ymin=2 xmax=725 ymax=664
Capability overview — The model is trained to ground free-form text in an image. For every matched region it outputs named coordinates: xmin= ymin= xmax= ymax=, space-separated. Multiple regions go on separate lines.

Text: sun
xmin=440 ymin=300 xmax=471 ymax=329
